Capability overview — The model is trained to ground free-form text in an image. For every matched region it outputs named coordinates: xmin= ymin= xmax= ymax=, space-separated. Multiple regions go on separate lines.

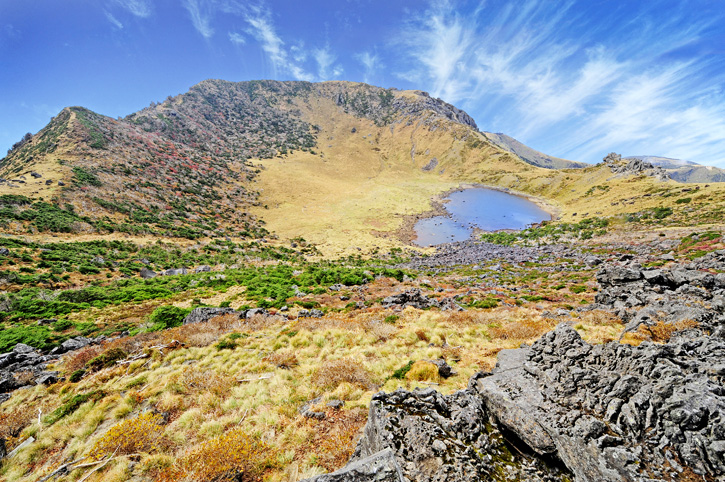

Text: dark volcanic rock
xmin=306 ymin=323 xmax=724 ymax=481
xmin=182 ymin=307 xmax=236 ymax=325
xmin=480 ymin=324 xmax=725 ymax=480
xmin=304 ymin=449 xmax=404 ymax=482
xmin=382 ymin=289 xmax=439 ymax=310
xmin=343 ymin=385 xmax=570 ymax=482
xmin=594 ymin=257 xmax=725 ymax=334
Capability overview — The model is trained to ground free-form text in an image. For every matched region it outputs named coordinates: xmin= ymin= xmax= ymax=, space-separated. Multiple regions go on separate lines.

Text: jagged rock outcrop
xmin=0 ymin=343 xmax=68 ymax=403
xmin=182 ymin=307 xmax=236 ymax=325
xmin=382 ymin=289 xmax=440 ymax=310
xmin=604 ymin=152 xmax=670 ymax=181
xmin=308 ymin=449 xmax=405 ymax=482
xmin=593 ymin=253 xmax=725 ymax=335
xmin=304 ymin=323 xmax=725 ymax=482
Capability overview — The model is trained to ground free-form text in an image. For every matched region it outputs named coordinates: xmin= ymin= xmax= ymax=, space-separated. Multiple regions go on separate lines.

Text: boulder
xmin=301 ymin=449 xmax=404 ymax=482
xmin=182 ymin=307 xmax=236 ymax=325
xmin=382 ymin=289 xmax=439 ymax=310
xmin=194 ymin=265 xmax=211 ymax=273
xmin=318 ymin=322 xmax=725 ymax=481
xmin=298 ymin=309 xmax=323 ymax=318
xmin=35 ymin=371 xmax=60 ymax=385
xmin=139 ymin=267 xmax=156 ymax=279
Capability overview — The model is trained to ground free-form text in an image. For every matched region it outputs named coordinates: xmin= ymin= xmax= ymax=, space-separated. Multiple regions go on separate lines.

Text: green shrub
xmin=675 ymin=197 xmax=691 ymax=204
xmin=215 ymin=337 xmax=237 ymax=350
xmin=0 ymin=325 xmax=55 ymax=353
xmin=384 ymin=314 xmax=399 ymax=324
xmin=146 ymin=305 xmax=191 ymax=332
xmin=52 ymin=319 xmax=73 ymax=332
xmin=69 ymin=369 xmax=86 ymax=383
xmin=45 ymin=390 xmax=105 ymax=425
xmin=86 ymin=348 xmax=127 ymax=371
xmin=391 ymin=361 xmax=414 ymax=380
xmin=72 ymin=166 xmax=102 ymax=187
xmin=653 ymin=207 xmax=673 ymax=219
xmin=78 ymin=264 xmax=101 ymax=275
xmin=468 ymin=298 xmax=499 ymax=309
xmin=570 ymin=285 xmax=587 ymax=294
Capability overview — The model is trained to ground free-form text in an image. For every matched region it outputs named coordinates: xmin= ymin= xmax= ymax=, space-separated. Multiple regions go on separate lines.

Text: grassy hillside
xmin=2 ymin=79 xmax=725 ymax=482
xmin=4 ymin=79 xmax=725 ymax=255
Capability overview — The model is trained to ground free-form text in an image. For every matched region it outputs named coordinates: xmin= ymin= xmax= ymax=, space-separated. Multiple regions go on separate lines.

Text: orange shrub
xmin=158 ymin=428 xmax=273 ymax=482
xmin=87 ymin=412 xmax=164 ymax=460
xmin=646 ymin=319 xmax=699 ymax=342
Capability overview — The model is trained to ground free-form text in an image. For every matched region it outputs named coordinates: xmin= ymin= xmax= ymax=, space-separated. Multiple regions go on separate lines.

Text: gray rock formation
xmin=182 ymin=307 xmax=236 ymax=325
xmin=305 ymin=449 xmax=405 ymax=482
xmin=304 ymin=322 xmax=725 ymax=481
xmin=593 ymin=254 xmax=725 ymax=335
xmin=382 ymin=289 xmax=440 ymax=310
xmin=604 ymin=152 xmax=670 ymax=181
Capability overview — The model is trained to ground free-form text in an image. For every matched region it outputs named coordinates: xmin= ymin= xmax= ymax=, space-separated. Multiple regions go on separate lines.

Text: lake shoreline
xmin=394 ymin=184 xmax=558 ymax=247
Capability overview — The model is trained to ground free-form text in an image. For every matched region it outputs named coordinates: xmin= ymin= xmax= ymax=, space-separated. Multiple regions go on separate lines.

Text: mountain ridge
xmin=3 ymin=79 xmax=725 ymax=253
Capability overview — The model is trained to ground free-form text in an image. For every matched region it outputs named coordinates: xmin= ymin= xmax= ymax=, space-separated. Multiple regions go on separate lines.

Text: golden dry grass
xmin=0 ymin=302 xmax=624 ymax=482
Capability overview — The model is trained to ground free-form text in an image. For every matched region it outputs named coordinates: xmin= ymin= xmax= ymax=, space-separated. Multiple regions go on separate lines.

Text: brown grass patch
xmin=645 ymin=319 xmax=700 ymax=342
xmin=304 ymin=408 xmax=367 ymax=472
xmin=0 ymin=405 xmax=42 ymax=450
xmin=63 ymin=345 xmax=103 ymax=374
xmin=173 ymin=368 xmax=234 ymax=397
xmin=414 ymin=329 xmax=430 ymax=343
xmin=488 ymin=318 xmax=552 ymax=340
xmin=312 ymin=358 xmax=376 ymax=391
xmin=263 ymin=350 xmax=299 ymax=369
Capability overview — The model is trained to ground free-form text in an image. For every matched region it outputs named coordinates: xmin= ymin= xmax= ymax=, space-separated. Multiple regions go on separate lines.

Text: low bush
xmin=0 ymin=325 xmax=56 ymax=353
xmin=405 ymin=361 xmax=439 ymax=382
xmin=157 ymin=428 xmax=273 ymax=482
xmin=88 ymin=412 xmax=164 ymax=460
xmin=147 ymin=305 xmax=191 ymax=332
xmin=570 ymin=285 xmax=587 ymax=294
xmin=86 ymin=347 xmax=127 ymax=371
xmin=390 ymin=361 xmax=414 ymax=380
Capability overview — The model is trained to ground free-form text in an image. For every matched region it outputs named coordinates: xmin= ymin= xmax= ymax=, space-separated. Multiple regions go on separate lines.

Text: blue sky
xmin=2 ymin=0 xmax=725 ymax=166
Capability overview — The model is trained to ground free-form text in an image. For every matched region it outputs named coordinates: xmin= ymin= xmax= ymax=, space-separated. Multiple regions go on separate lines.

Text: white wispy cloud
xmin=356 ymin=51 xmax=382 ymax=84
xmin=183 ymin=0 xmax=215 ymax=38
xmin=398 ymin=0 xmax=725 ymax=166
xmin=313 ymin=46 xmax=343 ymax=80
xmin=104 ymin=11 xmax=124 ymax=29
xmin=113 ymin=0 xmax=151 ymax=18
xmin=399 ymin=0 xmax=476 ymax=103
xmin=244 ymin=7 xmax=314 ymax=81
xmin=228 ymin=31 xmax=245 ymax=45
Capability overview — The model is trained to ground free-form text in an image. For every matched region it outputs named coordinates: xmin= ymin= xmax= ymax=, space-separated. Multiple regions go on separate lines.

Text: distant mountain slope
xmin=625 ymin=155 xmax=725 ymax=183
xmin=482 ymin=132 xmax=588 ymax=169
xmin=624 ymin=155 xmax=697 ymax=169
xmin=4 ymin=79 xmax=725 ymax=252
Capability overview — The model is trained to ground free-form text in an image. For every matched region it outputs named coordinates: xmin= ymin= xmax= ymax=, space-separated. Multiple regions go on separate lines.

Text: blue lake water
xmin=413 ymin=188 xmax=551 ymax=247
